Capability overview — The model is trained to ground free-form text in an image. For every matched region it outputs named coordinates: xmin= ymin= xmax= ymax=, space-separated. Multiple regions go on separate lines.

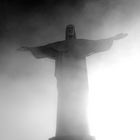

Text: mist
xmin=1 ymin=0 xmax=140 ymax=140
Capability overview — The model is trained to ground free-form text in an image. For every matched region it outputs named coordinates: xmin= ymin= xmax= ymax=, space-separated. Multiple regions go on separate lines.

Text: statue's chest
xmin=56 ymin=53 xmax=87 ymax=76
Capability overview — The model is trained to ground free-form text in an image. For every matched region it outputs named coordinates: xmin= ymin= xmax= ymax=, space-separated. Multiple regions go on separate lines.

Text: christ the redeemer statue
xmin=19 ymin=24 xmax=127 ymax=140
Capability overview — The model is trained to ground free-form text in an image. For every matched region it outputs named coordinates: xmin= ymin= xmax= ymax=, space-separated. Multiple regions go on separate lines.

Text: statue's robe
xmin=28 ymin=38 xmax=113 ymax=136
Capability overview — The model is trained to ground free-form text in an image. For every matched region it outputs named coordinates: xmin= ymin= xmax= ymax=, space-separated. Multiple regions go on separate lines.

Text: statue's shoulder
xmin=73 ymin=39 xmax=95 ymax=47
xmin=51 ymin=40 xmax=68 ymax=52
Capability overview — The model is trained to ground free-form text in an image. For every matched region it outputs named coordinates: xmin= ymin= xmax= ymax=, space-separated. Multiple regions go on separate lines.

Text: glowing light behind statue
xmin=87 ymin=27 xmax=140 ymax=140
xmin=19 ymin=24 xmax=127 ymax=140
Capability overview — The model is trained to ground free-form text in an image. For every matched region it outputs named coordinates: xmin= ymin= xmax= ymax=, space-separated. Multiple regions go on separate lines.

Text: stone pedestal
xmin=49 ymin=135 xmax=95 ymax=140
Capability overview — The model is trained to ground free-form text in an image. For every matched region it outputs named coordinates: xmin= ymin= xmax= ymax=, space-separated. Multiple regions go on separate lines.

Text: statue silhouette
xmin=19 ymin=24 xmax=127 ymax=140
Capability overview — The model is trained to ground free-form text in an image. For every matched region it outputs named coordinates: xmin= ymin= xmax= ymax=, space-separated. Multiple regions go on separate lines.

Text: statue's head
xmin=65 ymin=24 xmax=76 ymax=40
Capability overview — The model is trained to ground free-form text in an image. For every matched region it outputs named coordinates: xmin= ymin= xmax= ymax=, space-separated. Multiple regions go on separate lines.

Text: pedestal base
xmin=49 ymin=135 xmax=95 ymax=140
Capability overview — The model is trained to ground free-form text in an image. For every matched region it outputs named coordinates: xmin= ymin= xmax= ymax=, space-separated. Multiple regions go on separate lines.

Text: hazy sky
xmin=1 ymin=0 xmax=140 ymax=140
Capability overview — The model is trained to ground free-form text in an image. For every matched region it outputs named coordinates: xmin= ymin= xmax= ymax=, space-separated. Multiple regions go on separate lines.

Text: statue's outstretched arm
xmin=76 ymin=33 xmax=128 ymax=56
xmin=110 ymin=33 xmax=128 ymax=40
xmin=18 ymin=41 xmax=65 ymax=59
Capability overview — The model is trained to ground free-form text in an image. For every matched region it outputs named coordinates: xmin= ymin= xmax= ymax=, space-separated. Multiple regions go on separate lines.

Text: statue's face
xmin=66 ymin=24 xmax=76 ymax=40
xmin=67 ymin=25 xmax=74 ymax=35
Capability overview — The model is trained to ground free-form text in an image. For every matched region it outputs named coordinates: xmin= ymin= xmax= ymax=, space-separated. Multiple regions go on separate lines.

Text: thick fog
xmin=0 ymin=0 xmax=140 ymax=140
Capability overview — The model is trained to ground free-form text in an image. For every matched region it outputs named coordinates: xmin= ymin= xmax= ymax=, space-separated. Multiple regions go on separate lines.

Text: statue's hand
xmin=113 ymin=33 xmax=128 ymax=40
xmin=17 ymin=46 xmax=30 ymax=51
